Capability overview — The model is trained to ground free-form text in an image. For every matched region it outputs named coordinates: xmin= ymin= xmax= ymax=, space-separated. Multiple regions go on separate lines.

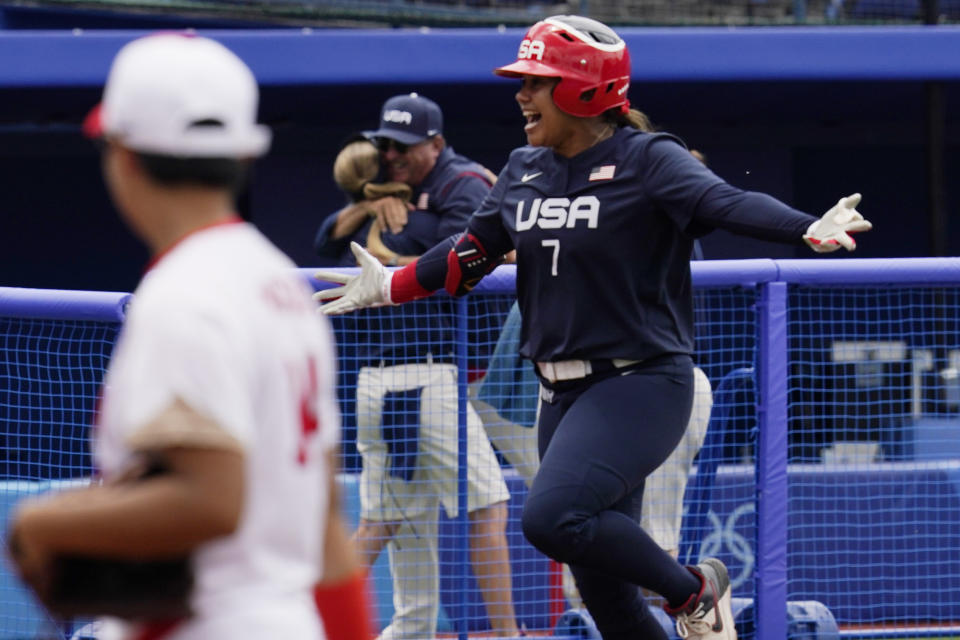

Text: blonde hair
xmin=333 ymin=139 xmax=379 ymax=195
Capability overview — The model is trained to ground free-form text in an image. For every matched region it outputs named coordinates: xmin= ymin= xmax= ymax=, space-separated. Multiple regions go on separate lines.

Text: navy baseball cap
xmin=363 ymin=93 xmax=443 ymax=146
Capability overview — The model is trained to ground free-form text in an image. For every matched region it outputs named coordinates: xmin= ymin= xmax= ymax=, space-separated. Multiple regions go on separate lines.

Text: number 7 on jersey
xmin=542 ymin=239 xmax=560 ymax=276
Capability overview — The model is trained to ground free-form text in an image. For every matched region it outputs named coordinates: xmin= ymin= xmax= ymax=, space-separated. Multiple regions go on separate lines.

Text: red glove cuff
xmin=313 ymin=571 xmax=375 ymax=640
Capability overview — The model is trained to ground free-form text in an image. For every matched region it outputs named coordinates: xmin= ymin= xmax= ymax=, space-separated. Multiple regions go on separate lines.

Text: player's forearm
xmin=320 ymin=511 xmax=362 ymax=584
xmin=331 ymin=203 xmax=373 ymax=240
xmin=15 ymin=451 xmax=244 ymax=558
xmin=390 ymin=231 xmax=504 ymax=302
xmin=387 ymin=235 xmax=458 ymax=303
xmin=319 ymin=452 xmax=360 ymax=583
xmin=314 ymin=543 xmax=374 ymax=640
xmin=313 ymin=457 xmax=375 ymax=640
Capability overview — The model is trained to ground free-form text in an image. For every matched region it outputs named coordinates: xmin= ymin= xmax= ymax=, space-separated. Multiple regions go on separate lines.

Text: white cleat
xmin=664 ymin=557 xmax=737 ymax=639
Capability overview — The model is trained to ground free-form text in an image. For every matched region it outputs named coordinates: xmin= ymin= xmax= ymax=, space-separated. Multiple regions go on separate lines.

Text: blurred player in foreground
xmin=317 ymin=99 xmax=520 ymax=638
xmin=313 ymin=14 xmax=871 ymax=640
xmin=7 ymin=34 xmax=371 ymax=640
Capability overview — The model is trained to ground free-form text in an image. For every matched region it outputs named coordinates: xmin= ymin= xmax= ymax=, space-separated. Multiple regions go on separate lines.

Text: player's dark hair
xmin=136 ymin=153 xmax=250 ymax=192
xmin=604 ymin=107 xmax=655 ymax=133
xmin=128 ymin=118 xmax=252 ymax=192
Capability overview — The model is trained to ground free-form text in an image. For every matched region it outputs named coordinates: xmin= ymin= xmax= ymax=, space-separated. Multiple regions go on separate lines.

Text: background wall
xmin=1 ymin=26 xmax=959 ymax=292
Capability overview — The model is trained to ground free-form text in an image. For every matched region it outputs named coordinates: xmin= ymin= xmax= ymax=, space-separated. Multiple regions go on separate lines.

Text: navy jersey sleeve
xmin=695 ymin=185 xmax=817 ymax=242
xmin=405 ymin=171 xmax=513 ymax=295
xmin=464 ymin=163 xmax=515 ymax=257
xmin=314 ymin=210 xmax=350 ymax=259
xmin=644 ymin=136 xmax=816 ymax=242
xmin=434 ymin=173 xmax=492 ymax=239
xmin=411 ymin=235 xmax=459 ymax=293
xmin=642 ymin=134 xmax=724 ymax=233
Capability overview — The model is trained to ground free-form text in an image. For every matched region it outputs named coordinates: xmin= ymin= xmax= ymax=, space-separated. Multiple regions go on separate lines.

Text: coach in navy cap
xmin=314 ymin=91 xmax=519 ymax=637
xmin=364 ymin=92 xmax=443 ymax=146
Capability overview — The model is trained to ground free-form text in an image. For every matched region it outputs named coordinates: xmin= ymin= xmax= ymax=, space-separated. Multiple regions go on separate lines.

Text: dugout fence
xmin=7 ymin=0 xmax=958 ymax=28
xmin=1 ymin=259 xmax=960 ymax=639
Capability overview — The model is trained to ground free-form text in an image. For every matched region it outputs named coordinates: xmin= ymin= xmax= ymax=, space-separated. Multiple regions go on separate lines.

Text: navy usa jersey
xmin=465 ymin=127 xmax=816 ymax=363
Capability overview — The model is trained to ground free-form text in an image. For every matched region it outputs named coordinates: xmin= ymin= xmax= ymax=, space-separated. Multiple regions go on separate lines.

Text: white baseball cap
xmin=83 ymin=34 xmax=271 ymax=158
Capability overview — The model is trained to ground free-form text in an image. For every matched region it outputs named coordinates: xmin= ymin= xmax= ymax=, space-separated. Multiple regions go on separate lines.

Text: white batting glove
xmin=803 ymin=193 xmax=872 ymax=253
xmin=313 ymin=242 xmax=394 ymax=315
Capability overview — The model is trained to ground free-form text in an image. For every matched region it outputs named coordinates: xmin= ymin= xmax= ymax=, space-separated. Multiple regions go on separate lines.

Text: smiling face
xmin=380 ymin=136 xmax=442 ymax=187
xmin=516 ymin=75 xmax=592 ymax=157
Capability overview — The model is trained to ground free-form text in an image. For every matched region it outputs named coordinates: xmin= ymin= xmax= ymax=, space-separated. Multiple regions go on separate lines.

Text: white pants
xmin=468 ymin=384 xmax=540 ymax=488
xmin=379 ymin=512 xmax=440 ymax=640
xmin=641 ymin=366 xmax=714 ymax=553
xmin=356 ymin=363 xmax=509 ymax=640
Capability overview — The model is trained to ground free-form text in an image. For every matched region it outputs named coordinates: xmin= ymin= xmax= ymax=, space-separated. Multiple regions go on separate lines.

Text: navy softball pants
xmin=521 ymin=354 xmax=702 ymax=640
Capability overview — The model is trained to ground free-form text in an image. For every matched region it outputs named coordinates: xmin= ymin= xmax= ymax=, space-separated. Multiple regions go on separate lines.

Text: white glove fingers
xmin=313 ymin=287 xmax=347 ymax=301
xmin=805 ymin=193 xmax=870 ymax=253
xmin=313 ymin=270 xmax=352 ymax=285
xmin=845 ymin=219 xmax=873 ymax=233
xmin=840 ymin=193 xmax=862 ymax=209
xmin=311 ymin=242 xmax=391 ymax=315
xmin=353 ymin=243 xmax=386 ymax=271
xmin=319 ymin=299 xmax=352 ymax=315
xmin=803 ymin=235 xmax=839 ymax=253
xmin=349 ymin=241 xmax=374 ymax=263
xmin=836 ymin=233 xmax=856 ymax=251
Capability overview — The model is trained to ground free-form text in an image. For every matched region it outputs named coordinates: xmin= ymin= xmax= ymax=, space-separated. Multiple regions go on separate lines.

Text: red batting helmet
xmin=494 ymin=15 xmax=631 ymax=118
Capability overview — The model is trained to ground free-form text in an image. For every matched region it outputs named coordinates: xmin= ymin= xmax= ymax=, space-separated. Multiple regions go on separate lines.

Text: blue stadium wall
xmin=1 ymin=23 xmax=960 ymax=292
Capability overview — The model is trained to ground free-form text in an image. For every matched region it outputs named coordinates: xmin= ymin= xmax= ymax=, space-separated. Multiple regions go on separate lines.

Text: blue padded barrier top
xmin=306 ymin=257 xmax=960 ymax=293
xmin=776 ymin=257 xmax=960 ymax=285
xmin=2 ymin=26 xmax=960 ymax=88
xmin=0 ymin=287 xmax=129 ymax=322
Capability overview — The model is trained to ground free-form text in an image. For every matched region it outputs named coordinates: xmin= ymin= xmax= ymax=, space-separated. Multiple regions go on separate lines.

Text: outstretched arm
xmin=694 ymin=184 xmax=871 ymax=251
xmin=644 ymin=136 xmax=872 ymax=251
xmin=314 ymin=231 xmax=503 ymax=315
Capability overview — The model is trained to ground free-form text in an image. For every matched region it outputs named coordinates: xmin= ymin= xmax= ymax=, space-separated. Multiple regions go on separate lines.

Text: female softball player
xmin=314 ymin=15 xmax=871 ymax=640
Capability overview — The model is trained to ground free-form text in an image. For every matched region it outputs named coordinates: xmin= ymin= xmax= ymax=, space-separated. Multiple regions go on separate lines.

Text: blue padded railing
xmin=3 ymin=258 xmax=960 ymax=640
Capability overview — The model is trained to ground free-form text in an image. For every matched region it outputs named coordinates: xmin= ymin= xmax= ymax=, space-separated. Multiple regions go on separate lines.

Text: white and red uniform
xmin=94 ymin=219 xmax=339 ymax=640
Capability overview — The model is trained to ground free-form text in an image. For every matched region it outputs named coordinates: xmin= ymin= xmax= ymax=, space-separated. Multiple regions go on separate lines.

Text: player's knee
xmin=520 ymin=496 xmax=588 ymax=563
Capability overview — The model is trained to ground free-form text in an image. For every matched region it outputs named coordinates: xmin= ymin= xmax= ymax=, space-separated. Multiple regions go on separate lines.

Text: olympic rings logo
xmin=697 ymin=502 xmax=755 ymax=589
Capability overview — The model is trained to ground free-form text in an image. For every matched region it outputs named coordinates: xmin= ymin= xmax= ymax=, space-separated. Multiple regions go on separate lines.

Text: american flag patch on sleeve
xmin=589 ymin=165 xmax=616 ymax=181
